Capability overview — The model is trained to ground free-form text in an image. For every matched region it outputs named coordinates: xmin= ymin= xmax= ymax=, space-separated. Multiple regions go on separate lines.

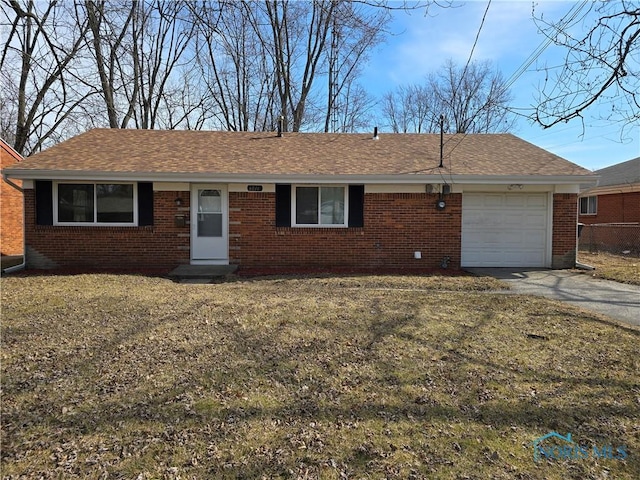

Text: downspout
xmin=2 ymin=172 xmax=23 ymax=193
xmin=2 ymin=172 xmax=26 ymax=273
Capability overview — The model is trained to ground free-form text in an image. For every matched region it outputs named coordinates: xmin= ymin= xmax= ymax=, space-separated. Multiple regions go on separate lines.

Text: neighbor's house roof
xmin=1 ymin=138 xmax=23 ymax=166
xmin=4 ymin=129 xmax=595 ymax=184
xmin=580 ymin=157 xmax=640 ymax=196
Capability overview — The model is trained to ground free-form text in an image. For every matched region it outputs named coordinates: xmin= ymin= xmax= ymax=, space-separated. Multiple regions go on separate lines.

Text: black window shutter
xmin=348 ymin=185 xmax=364 ymax=228
xmin=35 ymin=180 xmax=53 ymax=225
xmin=275 ymin=184 xmax=291 ymax=227
xmin=138 ymin=182 xmax=154 ymax=226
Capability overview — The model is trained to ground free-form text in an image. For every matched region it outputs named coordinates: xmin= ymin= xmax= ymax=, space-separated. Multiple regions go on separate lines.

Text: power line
xmin=459 ymin=0 xmax=491 ymax=85
xmin=439 ymin=0 xmax=491 ymax=182
xmin=503 ymin=0 xmax=589 ymax=91
xmin=444 ymin=0 xmax=591 ymax=160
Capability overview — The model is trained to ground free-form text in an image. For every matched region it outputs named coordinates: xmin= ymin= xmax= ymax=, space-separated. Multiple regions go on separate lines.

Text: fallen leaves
xmin=1 ymin=273 xmax=639 ymax=478
xmin=578 ymin=251 xmax=640 ymax=285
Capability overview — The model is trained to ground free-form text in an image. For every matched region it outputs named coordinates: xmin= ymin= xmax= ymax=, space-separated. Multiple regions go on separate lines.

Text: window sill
xmin=53 ymin=223 xmax=138 ymax=227
xmin=291 ymin=224 xmax=348 ymax=229
xmin=37 ymin=225 xmax=152 ymax=231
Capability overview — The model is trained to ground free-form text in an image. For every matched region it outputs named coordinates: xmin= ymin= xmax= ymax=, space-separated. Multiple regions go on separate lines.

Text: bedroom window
xmin=293 ymin=186 xmax=347 ymax=227
xmin=55 ymin=183 xmax=136 ymax=225
xmin=579 ymin=196 xmax=597 ymax=215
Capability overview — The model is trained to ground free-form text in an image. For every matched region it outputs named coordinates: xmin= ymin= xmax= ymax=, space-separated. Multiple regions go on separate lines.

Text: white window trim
xmin=53 ymin=181 xmax=138 ymax=226
xmin=579 ymin=195 xmax=597 ymax=215
xmin=291 ymin=185 xmax=349 ymax=228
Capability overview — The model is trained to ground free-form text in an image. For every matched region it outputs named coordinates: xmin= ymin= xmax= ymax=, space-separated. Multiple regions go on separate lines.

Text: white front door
xmin=191 ymin=184 xmax=228 ymax=263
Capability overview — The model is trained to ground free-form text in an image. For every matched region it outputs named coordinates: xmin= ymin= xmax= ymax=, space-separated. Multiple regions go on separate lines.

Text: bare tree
xmin=1 ymin=1 xmax=91 ymax=154
xmin=80 ymin=0 xmax=197 ymax=129
xmin=135 ymin=1 xmax=197 ymax=129
xmin=0 ymin=75 xmax=17 ymax=145
xmin=82 ymin=0 xmax=136 ymax=128
xmin=381 ymin=84 xmax=437 ymax=133
xmin=533 ymin=1 xmax=640 ymax=130
xmin=323 ymin=1 xmax=389 ymax=132
xmin=262 ymin=0 xmax=335 ymax=132
xmin=333 ymin=80 xmax=376 ymax=133
xmin=381 ymin=60 xmax=515 ymax=134
xmin=432 ymin=59 xmax=515 ymax=134
xmin=192 ymin=2 xmax=278 ymax=131
xmin=192 ymin=0 xmax=396 ymax=133
xmin=159 ymin=67 xmax=215 ymax=130
xmin=1 ymin=0 xmax=444 ymax=150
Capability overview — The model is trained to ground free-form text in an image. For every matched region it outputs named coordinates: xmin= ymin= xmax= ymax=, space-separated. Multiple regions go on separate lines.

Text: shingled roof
xmin=6 ymin=129 xmax=593 ymax=180
xmin=594 ymin=157 xmax=640 ymax=187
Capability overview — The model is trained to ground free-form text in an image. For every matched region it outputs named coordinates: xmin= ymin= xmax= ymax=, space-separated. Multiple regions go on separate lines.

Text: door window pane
xmin=58 ymin=184 xmax=94 ymax=222
xmin=198 ymin=214 xmax=222 ymax=237
xmin=199 ymin=189 xmax=222 ymax=213
xmin=97 ymin=184 xmax=134 ymax=223
xmin=296 ymin=187 xmax=319 ymax=224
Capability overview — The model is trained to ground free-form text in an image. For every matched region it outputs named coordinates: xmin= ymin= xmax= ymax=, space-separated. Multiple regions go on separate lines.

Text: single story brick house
xmin=578 ymin=157 xmax=640 ymax=224
xmin=1 ymin=138 xmax=24 ymax=256
xmin=2 ymin=129 xmax=595 ymax=271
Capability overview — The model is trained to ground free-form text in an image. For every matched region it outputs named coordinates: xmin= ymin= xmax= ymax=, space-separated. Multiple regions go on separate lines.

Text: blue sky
xmin=361 ymin=0 xmax=640 ymax=171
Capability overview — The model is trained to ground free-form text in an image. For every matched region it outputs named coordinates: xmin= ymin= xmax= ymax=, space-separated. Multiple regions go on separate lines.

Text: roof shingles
xmin=8 ymin=129 xmax=592 ymax=178
xmin=594 ymin=157 xmax=640 ymax=187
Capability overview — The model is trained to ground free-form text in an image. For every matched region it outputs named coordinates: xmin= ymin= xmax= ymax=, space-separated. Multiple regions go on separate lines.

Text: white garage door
xmin=461 ymin=193 xmax=550 ymax=267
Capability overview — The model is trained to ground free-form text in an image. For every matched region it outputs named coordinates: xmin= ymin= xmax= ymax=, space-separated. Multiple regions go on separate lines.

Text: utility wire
xmin=443 ymin=0 xmax=590 ymax=161
xmin=441 ymin=0 xmax=491 ymax=182
xmin=459 ymin=0 xmax=491 ymax=86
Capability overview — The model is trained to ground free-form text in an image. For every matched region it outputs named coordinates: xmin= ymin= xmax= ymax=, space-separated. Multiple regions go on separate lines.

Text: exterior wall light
xmin=175 ymin=197 xmax=183 ymax=207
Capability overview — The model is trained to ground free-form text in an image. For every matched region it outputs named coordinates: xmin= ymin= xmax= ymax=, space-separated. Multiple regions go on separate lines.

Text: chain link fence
xmin=578 ymin=223 xmax=640 ymax=257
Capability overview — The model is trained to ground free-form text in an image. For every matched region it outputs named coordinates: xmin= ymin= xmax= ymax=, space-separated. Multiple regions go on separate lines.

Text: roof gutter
xmin=580 ymin=183 xmax=640 ymax=196
xmin=3 ymin=169 xmax=599 ymax=186
xmin=1 ymin=172 xmax=26 ymax=273
xmin=2 ymin=171 xmax=24 ymax=193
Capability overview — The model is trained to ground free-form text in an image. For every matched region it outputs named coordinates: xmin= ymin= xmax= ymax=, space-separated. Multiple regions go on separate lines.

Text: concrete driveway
xmin=466 ymin=268 xmax=640 ymax=327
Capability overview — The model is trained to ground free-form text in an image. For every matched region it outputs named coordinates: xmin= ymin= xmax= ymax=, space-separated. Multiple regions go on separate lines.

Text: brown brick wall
xmin=552 ymin=193 xmax=578 ymax=268
xmin=24 ymin=189 xmax=190 ymax=269
xmin=579 ymin=192 xmax=640 ymax=224
xmin=22 ymin=188 xmax=580 ymax=271
xmin=1 ymin=144 xmax=24 ymax=255
xmin=228 ymin=192 xmax=462 ymax=270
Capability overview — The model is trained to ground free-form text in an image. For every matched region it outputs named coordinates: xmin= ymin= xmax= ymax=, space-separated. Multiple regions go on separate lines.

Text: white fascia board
xmin=449 ymin=174 xmax=598 ymax=185
xmin=3 ymin=168 xmax=599 ymax=186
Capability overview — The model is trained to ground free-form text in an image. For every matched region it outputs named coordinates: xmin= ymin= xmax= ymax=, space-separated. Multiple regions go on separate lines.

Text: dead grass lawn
xmin=1 ymin=274 xmax=639 ymax=479
xmin=578 ymin=251 xmax=640 ymax=286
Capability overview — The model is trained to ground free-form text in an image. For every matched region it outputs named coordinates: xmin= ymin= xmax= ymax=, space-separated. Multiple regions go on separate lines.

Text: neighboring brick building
xmin=1 ymin=139 xmax=23 ymax=256
xmin=578 ymin=157 xmax=640 ymax=225
xmin=3 ymin=129 xmax=596 ymax=271
xmin=578 ymin=157 xmax=640 ymax=255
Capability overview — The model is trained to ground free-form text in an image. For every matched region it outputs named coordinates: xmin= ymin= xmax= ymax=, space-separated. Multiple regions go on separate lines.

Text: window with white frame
xmin=55 ymin=183 xmax=136 ymax=225
xmin=293 ymin=186 xmax=347 ymax=226
xmin=579 ymin=196 xmax=597 ymax=215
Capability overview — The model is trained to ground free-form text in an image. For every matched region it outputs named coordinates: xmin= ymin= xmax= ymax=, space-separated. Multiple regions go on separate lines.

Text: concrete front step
xmin=168 ymin=264 xmax=238 ymax=282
